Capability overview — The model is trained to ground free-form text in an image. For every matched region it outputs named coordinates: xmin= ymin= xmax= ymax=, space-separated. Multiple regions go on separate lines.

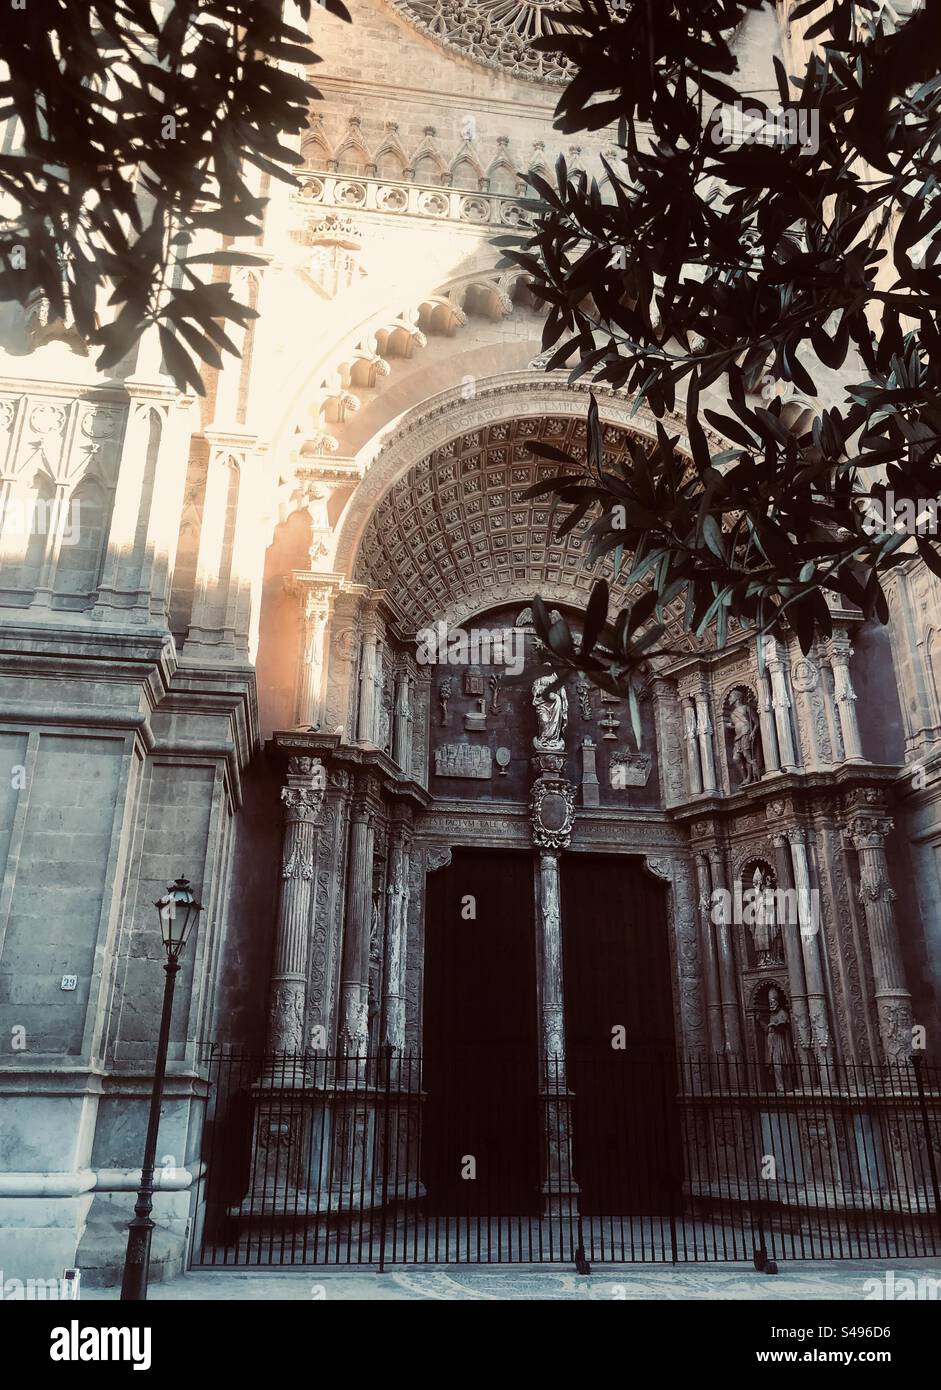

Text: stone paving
xmin=82 ymin=1260 xmax=941 ymax=1301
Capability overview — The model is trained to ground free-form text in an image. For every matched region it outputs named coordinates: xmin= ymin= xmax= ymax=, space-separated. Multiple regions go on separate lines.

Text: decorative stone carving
xmin=532 ymin=672 xmax=567 ymax=750
xmin=281 ymin=785 xmax=326 ymax=823
xmin=425 ymin=844 xmax=453 ymax=875
xmin=575 ymin=675 xmax=593 ymax=720
xmin=609 ymin=749 xmax=653 ymax=788
xmin=580 ymin=737 xmax=600 ymax=807
xmin=463 ymin=696 xmax=488 ymax=731
xmin=438 ymin=675 xmax=452 ymax=727
xmin=530 ymin=772 xmax=575 ymax=851
xmin=388 ymin=1 xmax=575 ymax=83
xmin=434 ymin=742 xmax=492 ymax=778
xmin=598 ymin=710 xmax=620 ymax=740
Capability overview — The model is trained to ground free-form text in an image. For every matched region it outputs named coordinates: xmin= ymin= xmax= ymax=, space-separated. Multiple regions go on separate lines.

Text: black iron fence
xmin=190 ymin=1050 xmax=941 ymax=1267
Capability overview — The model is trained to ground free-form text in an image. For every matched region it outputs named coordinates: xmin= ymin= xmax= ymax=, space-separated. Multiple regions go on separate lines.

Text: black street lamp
xmin=120 ymin=876 xmax=203 ymax=1302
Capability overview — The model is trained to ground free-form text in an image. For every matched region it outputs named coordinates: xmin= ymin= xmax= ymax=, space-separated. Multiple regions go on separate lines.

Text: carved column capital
xmin=281 ymin=782 xmax=325 ymax=826
xmin=847 ymin=815 xmax=893 ymax=851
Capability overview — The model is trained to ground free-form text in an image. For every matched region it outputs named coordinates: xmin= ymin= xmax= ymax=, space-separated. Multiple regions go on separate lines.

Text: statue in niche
xmin=532 ymin=672 xmax=568 ymax=750
xmin=748 ymin=865 xmax=783 ymax=967
xmin=725 ymin=688 xmax=762 ymax=786
xmin=439 ymin=675 xmax=452 ymax=727
xmin=759 ymin=985 xmax=793 ymax=1092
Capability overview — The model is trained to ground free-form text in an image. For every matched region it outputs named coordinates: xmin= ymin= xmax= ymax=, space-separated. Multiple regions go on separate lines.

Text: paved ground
xmin=82 ymin=1261 xmax=941 ymax=1301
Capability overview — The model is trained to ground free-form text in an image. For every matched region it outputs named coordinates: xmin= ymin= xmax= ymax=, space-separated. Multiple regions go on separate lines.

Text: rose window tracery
xmin=386 ymin=1 xmax=579 ymax=83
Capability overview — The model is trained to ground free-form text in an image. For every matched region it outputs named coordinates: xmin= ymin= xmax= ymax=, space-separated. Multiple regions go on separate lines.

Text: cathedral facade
xmin=0 ymin=0 xmax=939 ymax=1279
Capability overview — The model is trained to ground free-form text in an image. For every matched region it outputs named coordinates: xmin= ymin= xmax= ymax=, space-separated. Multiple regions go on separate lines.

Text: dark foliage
xmin=498 ymin=0 xmax=941 ymax=703
xmin=0 ymin=0 xmax=350 ymax=391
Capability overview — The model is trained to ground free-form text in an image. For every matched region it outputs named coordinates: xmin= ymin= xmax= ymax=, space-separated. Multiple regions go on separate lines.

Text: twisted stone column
xmin=268 ymin=759 xmax=325 ymax=1052
xmin=848 ymin=812 xmax=912 ymax=1060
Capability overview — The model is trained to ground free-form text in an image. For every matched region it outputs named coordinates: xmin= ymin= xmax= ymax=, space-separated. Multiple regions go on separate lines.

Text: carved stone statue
xmin=749 ymin=866 xmax=783 ymax=966
xmin=532 ymin=672 xmax=567 ymax=750
xmin=760 ymin=986 xmax=793 ymax=1092
xmin=726 ymin=688 xmax=761 ymax=786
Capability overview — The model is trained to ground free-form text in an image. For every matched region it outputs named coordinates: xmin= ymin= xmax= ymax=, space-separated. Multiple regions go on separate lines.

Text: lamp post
xmin=120 ymin=876 xmax=203 ymax=1302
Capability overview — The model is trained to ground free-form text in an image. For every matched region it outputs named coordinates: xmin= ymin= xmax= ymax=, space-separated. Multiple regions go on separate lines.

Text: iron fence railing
xmin=190 ymin=1049 xmax=941 ymax=1267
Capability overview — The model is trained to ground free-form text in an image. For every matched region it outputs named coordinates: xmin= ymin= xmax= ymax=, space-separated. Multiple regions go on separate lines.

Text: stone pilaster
xmin=694 ymin=690 xmax=718 ymax=792
xmin=847 ymin=809 xmax=913 ymax=1060
xmin=356 ymin=603 xmax=383 ymax=746
xmin=381 ymin=819 xmax=412 ymax=1052
xmin=757 ymin=670 xmax=780 ymax=775
xmin=268 ymin=758 xmax=326 ymax=1052
xmin=339 ymin=776 xmax=377 ymax=1056
xmin=694 ymin=851 xmax=724 ymax=1055
xmin=763 ymin=638 xmax=798 ymax=770
xmin=650 ymin=677 xmax=686 ymax=805
xmin=786 ymin=827 xmax=830 ymax=1052
xmin=771 ymin=828 xmax=811 ymax=1052
xmin=707 ymin=848 xmax=742 ymax=1053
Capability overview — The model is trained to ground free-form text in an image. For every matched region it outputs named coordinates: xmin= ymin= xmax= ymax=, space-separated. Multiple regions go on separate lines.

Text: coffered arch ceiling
xmin=353 ymin=412 xmax=702 ymax=652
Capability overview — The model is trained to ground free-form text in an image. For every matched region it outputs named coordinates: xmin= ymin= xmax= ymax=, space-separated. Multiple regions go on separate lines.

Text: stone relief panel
xmin=410 ymin=602 xmax=663 ymax=808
